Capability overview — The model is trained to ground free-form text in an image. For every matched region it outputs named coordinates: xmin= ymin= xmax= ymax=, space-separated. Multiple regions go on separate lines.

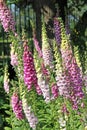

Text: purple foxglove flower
xmin=51 ymin=83 xmax=58 ymax=98
xmin=60 ymin=17 xmax=84 ymax=109
xmin=11 ymin=93 xmax=24 ymax=120
xmin=33 ymin=35 xmax=42 ymax=58
xmin=23 ymin=41 xmax=42 ymax=95
xmin=41 ymin=62 xmax=49 ymax=76
xmin=0 ymin=2 xmax=15 ymax=32
xmin=62 ymin=51 xmax=84 ymax=110
xmin=54 ymin=17 xmax=61 ymax=46
xmin=56 ymin=72 xmax=70 ymax=98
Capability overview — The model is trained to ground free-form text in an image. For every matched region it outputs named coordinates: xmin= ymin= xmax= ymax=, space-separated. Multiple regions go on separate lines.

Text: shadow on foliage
xmin=71 ymin=11 xmax=87 ymax=72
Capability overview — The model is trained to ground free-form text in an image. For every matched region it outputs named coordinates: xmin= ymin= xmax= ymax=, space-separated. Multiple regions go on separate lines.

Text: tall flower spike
xmin=33 ymin=33 xmax=43 ymax=58
xmin=23 ymin=40 xmax=42 ymax=95
xmin=42 ymin=21 xmax=54 ymax=69
xmin=10 ymin=44 xmax=18 ymax=67
xmin=4 ymin=64 xmax=10 ymax=94
xmin=74 ymin=46 xmax=82 ymax=73
xmin=22 ymin=96 xmax=38 ymax=130
xmin=34 ymin=50 xmax=51 ymax=103
xmin=54 ymin=17 xmax=61 ymax=46
xmin=0 ymin=2 xmax=15 ymax=32
xmin=52 ymin=40 xmax=69 ymax=98
xmin=11 ymin=93 xmax=24 ymax=120
xmin=59 ymin=17 xmax=84 ymax=109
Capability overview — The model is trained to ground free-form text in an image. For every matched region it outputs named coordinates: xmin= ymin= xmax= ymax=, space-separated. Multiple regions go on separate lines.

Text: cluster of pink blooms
xmin=11 ymin=93 xmax=24 ymax=120
xmin=41 ymin=62 xmax=49 ymax=76
xmin=4 ymin=80 xmax=9 ymax=94
xmin=4 ymin=65 xmax=9 ymax=94
xmin=23 ymin=41 xmax=42 ymax=95
xmin=33 ymin=34 xmax=43 ymax=58
xmin=60 ymin=22 xmax=84 ymax=109
xmin=62 ymin=104 xmax=69 ymax=114
xmin=10 ymin=44 xmax=18 ymax=66
xmin=0 ymin=2 xmax=15 ymax=32
xmin=42 ymin=22 xmax=54 ymax=69
xmin=42 ymin=47 xmax=54 ymax=69
xmin=56 ymin=72 xmax=70 ymax=98
xmin=61 ymin=47 xmax=84 ymax=109
xmin=33 ymin=39 xmax=51 ymax=103
xmin=4 ymin=75 xmax=9 ymax=94
xmin=37 ymin=73 xmax=51 ymax=103
xmin=51 ymin=83 xmax=58 ymax=98
xmin=52 ymin=40 xmax=69 ymax=98
xmin=53 ymin=17 xmax=84 ymax=109
xmin=33 ymin=31 xmax=54 ymax=101
xmin=22 ymin=97 xmax=38 ymax=130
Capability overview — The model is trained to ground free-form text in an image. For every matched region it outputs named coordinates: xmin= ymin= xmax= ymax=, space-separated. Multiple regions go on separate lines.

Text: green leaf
xmin=78 ymin=125 xmax=84 ymax=130
xmin=0 ymin=76 xmax=3 ymax=82
xmin=5 ymin=110 xmax=11 ymax=115
xmin=1 ymin=104 xmax=10 ymax=109
xmin=12 ymin=118 xmax=23 ymax=127
xmin=4 ymin=127 xmax=11 ymax=130
xmin=5 ymin=117 xmax=11 ymax=123
xmin=13 ymin=126 xmax=29 ymax=130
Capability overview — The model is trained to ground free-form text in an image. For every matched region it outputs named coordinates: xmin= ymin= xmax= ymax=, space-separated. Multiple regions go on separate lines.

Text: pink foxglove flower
xmin=0 ymin=2 xmax=15 ymax=32
xmin=22 ymin=97 xmax=38 ymax=130
xmin=37 ymin=74 xmax=51 ymax=103
xmin=4 ymin=64 xmax=9 ymax=94
xmin=51 ymin=83 xmax=58 ymax=98
xmin=41 ymin=62 xmax=49 ymax=76
xmin=52 ymin=40 xmax=69 ymax=98
xmin=10 ymin=44 xmax=18 ymax=66
xmin=23 ymin=40 xmax=42 ymax=95
xmin=34 ymin=51 xmax=51 ymax=103
xmin=62 ymin=104 xmax=69 ymax=114
xmin=59 ymin=17 xmax=84 ymax=109
xmin=56 ymin=72 xmax=70 ymax=98
xmin=33 ymin=34 xmax=43 ymax=58
xmin=42 ymin=22 xmax=54 ymax=69
xmin=11 ymin=93 xmax=24 ymax=120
